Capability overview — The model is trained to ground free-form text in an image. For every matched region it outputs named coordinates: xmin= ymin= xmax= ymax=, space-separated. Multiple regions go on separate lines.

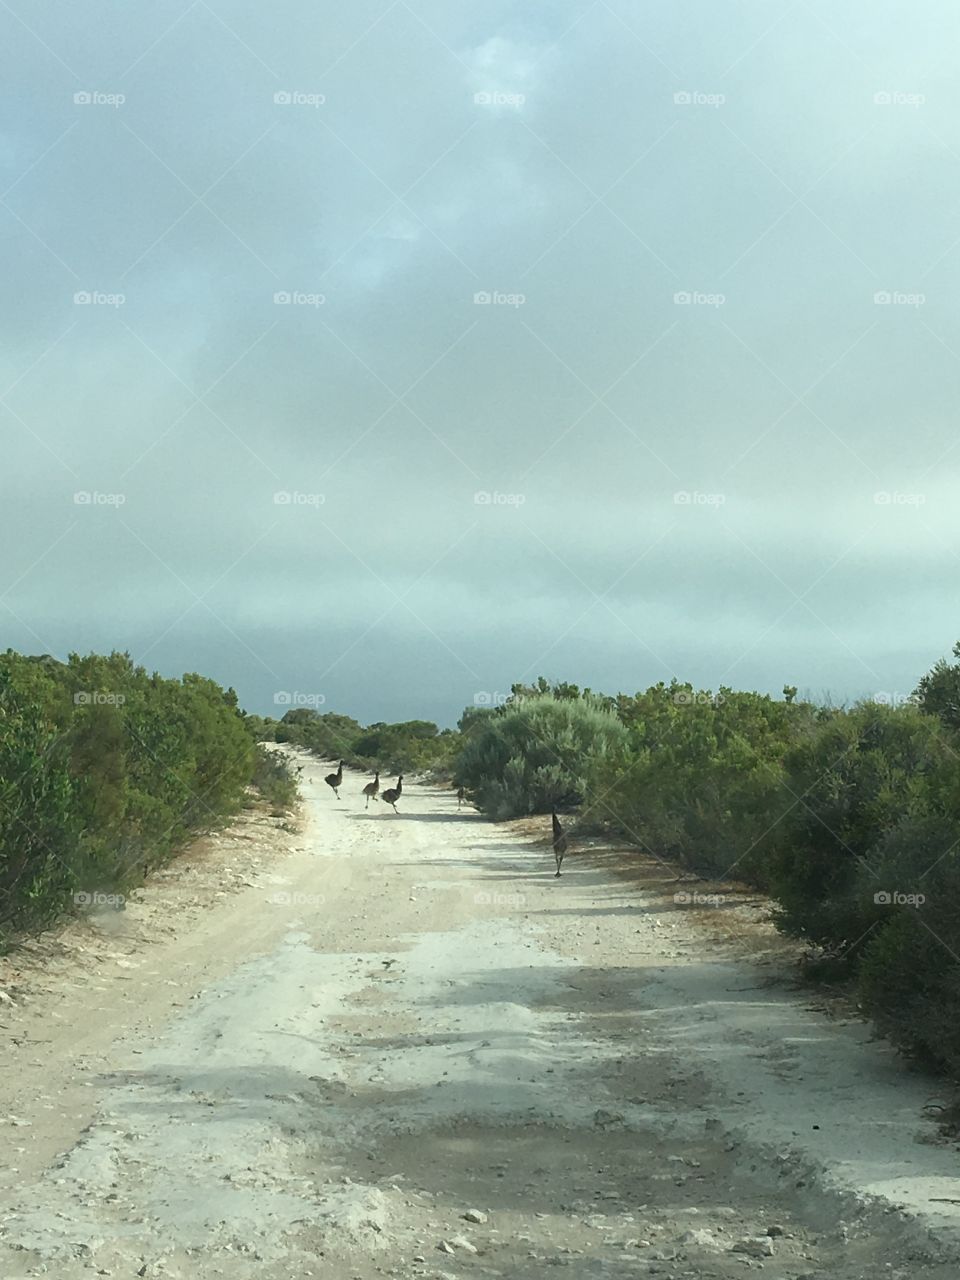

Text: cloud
xmin=1 ymin=1 xmax=958 ymax=721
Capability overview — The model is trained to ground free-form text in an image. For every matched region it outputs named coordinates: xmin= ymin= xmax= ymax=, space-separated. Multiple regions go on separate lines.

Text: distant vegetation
xmin=451 ymin=652 xmax=960 ymax=1079
xmin=0 ymin=650 xmax=295 ymax=945
xmin=253 ymin=708 xmax=460 ymax=778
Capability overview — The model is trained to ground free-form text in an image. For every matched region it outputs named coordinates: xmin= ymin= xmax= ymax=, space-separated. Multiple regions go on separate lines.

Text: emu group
xmin=322 ymin=761 xmax=570 ymax=877
xmin=323 ymin=761 xmax=403 ymax=813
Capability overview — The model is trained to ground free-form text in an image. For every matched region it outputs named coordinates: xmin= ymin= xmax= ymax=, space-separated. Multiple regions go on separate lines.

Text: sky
xmin=2 ymin=0 xmax=959 ymax=727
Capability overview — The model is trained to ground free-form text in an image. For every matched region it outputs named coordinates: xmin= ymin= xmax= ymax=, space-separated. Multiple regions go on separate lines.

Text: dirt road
xmin=2 ymin=751 xmax=960 ymax=1279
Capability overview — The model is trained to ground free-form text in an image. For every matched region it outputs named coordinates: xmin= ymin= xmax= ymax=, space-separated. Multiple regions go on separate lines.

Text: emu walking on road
xmin=324 ymin=761 xmax=344 ymax=799
xmin=552 ymin=809 xmax=568 ymax=877
xmin=382 ymin=775 xmax=403 ymax=814
xmin=362 ymin=770 xmax=380 ymax=809
xmin=457 ymin=785 xmax=466 ymax=808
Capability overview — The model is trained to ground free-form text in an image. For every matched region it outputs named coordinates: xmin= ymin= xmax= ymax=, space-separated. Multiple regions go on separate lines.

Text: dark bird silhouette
xmin=362 ymin=770 xmax=380 ymax=809
xmin=457 ymin=785 xmax=466 ymax=808
xmin=381 ymin=775 xmax=403 ymax=813
xmin=552 ymin=809 xmax=568 ymax=877
xmin=324 ymin=760 xmax=344 ymax=798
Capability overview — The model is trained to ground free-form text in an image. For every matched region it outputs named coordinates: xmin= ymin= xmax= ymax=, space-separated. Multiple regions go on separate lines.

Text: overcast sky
xmin=2 ymin=1 xmax=958 ymax=726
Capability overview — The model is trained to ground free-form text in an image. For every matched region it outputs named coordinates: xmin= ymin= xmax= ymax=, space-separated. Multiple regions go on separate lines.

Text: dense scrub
xmin=453 ymin=659 xmax=960 ymax=1078
xmin=769 ymin=701 xmax=949 ymax=948
xmin=0 ymin=650 xmax=294 ymax=943
xmin=591 ymin=683 xmax=820 ymax=883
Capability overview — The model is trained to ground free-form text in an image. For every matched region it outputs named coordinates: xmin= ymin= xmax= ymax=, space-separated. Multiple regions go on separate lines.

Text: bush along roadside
xmin=251 ymin=742 xmax=299 ymax=815
xmin=0 ymin=649 xmax=296 ymax=947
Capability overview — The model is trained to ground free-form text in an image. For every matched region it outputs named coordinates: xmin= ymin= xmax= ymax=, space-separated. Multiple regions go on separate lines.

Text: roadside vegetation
xmin=6 ymin=639 xmax=960 ymax=1078
xmin=250 ymin=743 xmax=299 ymax=815
xmin=0 ymin=650 xmax=296 ymax=946
xmin=452 ymin=650 xmax=960 ymax=1079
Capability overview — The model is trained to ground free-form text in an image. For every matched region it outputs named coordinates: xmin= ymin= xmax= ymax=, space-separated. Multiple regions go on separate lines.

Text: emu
xmin=381 ymin=775 xmax=403 ymax=814
xmin=552 ymin=809 xmax=568 ymax=877
xmin=362 ymin=770 xmax=380 ymax=809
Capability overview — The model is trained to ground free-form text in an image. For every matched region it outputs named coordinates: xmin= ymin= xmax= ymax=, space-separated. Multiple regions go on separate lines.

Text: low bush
xmin=251 ymin=744 xmax=299 ymax=814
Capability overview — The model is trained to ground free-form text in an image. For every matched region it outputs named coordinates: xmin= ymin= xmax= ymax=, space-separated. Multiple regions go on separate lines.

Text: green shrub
xmin=0 ymin=665 xmax=76 ymax=934
xmin=588 ymin=681 xmax=814 ymax=882
xmin=251 ymin=744 xmax=298 ymax=813
xmin=455 ymin=692 xmax=627 ymax=819
xmin=0 ymin=649 xmax=258 ymax=944
xmin=768 ymin=701 xmax=946 ymax=951
xmin=914 ymin=639 xmax=960 ymax=733
xmin=857 ymin=815 xmax=960 ymax=1072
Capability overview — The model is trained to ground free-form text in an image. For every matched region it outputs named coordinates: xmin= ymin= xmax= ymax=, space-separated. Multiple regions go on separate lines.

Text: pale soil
xmin=1 ymin=748 xmax=959 ymax=1279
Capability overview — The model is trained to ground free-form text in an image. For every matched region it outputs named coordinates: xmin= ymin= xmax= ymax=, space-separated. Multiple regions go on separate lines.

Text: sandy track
xmin=2 ymin=750 xmax=960 ymax=1279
